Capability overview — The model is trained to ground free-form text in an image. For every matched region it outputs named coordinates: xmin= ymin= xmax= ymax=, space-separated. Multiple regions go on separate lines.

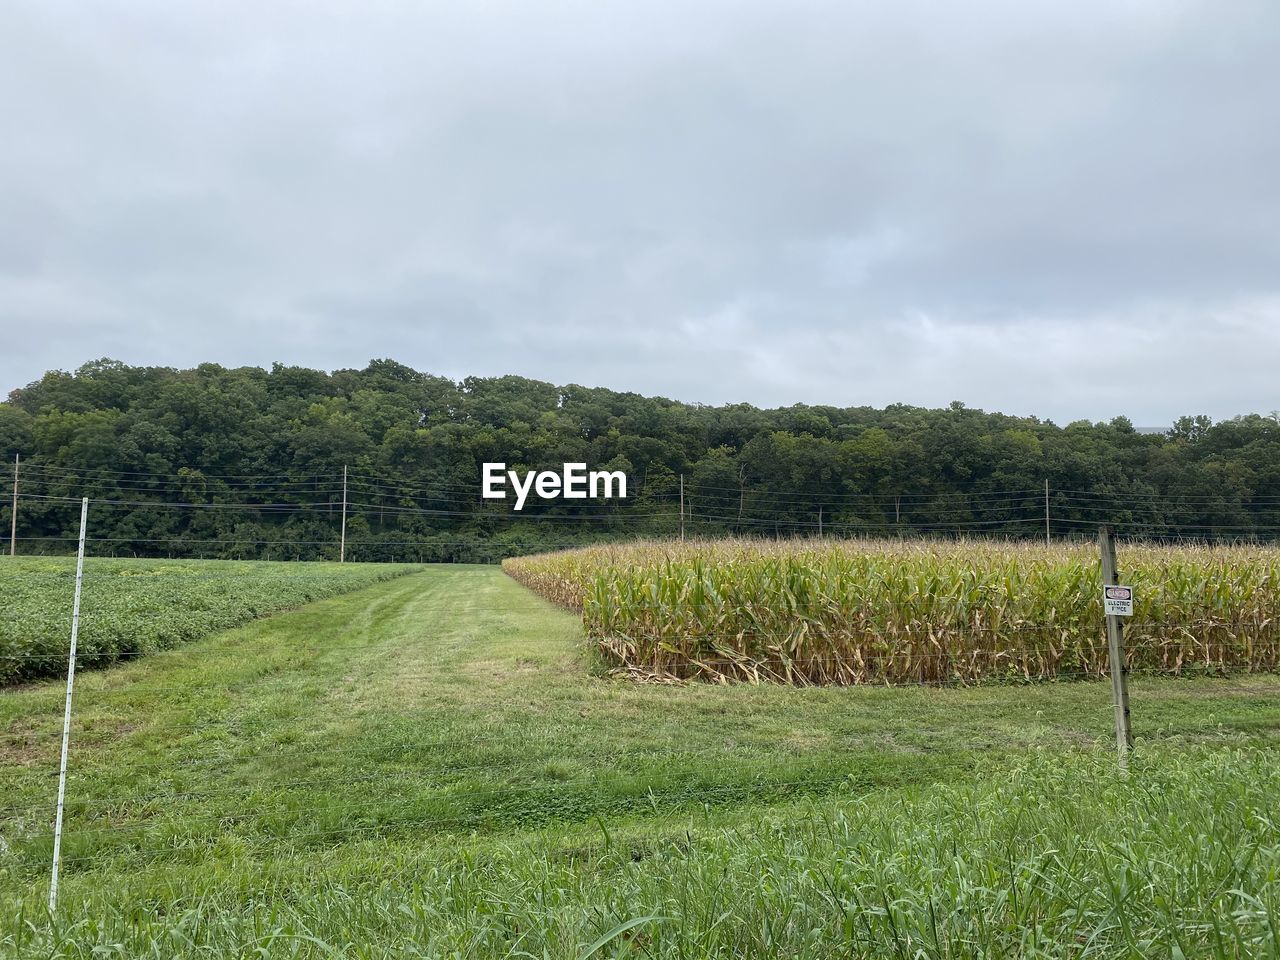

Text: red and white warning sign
xmin=1103 ymin=585 xmax=1133 ymax=617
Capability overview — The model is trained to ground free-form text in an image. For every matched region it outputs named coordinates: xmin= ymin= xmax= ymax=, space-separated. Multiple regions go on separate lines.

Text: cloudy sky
xmin=1 ymin=0 xmax=1277 ymax=424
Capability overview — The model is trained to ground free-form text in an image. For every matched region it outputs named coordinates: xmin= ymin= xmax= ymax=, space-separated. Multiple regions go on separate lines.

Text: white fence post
xmin=49 ymin=496 xmax=89 ymax=912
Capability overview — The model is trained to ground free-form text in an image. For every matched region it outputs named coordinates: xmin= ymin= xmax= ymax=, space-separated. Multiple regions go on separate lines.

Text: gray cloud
xmin=1 ymin=0 xmax=1277 ymax=424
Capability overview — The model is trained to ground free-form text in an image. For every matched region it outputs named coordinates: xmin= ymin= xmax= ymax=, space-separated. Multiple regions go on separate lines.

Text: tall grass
xmin=504 ymin=538 xmax=1280 ymax=683
xmin=8 ymin=749 xmax=1279 ymax=958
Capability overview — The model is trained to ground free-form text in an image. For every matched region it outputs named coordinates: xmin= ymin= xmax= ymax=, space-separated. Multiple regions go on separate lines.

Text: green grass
xmin=0 ymin=557 xmax=422 ymax=684
xmin=1 ymin=565 xmax=1279 ymax=957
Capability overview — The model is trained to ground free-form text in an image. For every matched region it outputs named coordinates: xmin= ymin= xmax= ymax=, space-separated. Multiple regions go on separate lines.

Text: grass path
xmin=3 ymin=565 xmax=1280 ymax=925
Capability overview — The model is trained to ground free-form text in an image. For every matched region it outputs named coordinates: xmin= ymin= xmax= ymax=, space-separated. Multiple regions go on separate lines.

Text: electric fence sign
xmin=1103 ymin=584 xmax=1134 ymax=617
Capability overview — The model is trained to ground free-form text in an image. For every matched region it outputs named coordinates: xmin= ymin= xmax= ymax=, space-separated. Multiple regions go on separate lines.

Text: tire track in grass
xmin=0 ymin=572 xmax=467 ymax=875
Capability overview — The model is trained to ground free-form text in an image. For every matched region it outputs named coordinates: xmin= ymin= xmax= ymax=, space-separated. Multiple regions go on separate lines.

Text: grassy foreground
xmin=1 ymin=565 xmax=1279 ymax=957
xmin=0 ymin=557 xmax=421 ymax=684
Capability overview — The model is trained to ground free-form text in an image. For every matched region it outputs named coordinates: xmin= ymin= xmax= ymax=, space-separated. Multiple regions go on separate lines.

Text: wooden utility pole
xmin=679 ymin=474 xmax=685 ymax=542
xmin=9 ymin=454 xmax=17 ymax=557
xmin=1044 ymin=479 xmax=1050 ymax=547
xmin=1098 ymin=524 xmax=1133 ymax=767
xmin=339 ymin=465 xmax=348 ymax=563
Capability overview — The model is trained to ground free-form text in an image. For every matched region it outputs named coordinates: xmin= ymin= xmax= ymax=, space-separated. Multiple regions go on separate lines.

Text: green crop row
xmin=0 ymin=557 xmax=421 ymax=685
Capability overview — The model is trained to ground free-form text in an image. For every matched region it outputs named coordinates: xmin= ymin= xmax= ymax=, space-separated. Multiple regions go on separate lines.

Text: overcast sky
xmin=1 ymin=1 xmax=1277 ymax=425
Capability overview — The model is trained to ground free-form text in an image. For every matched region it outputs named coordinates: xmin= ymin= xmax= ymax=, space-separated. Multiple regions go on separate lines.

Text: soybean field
xmin=0 ymin=558 xmax=421 ymax=684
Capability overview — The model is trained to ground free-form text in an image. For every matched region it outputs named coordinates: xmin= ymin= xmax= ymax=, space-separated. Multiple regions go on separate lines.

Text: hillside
xmin=3 ymin=359 xmax=1280 ymax=560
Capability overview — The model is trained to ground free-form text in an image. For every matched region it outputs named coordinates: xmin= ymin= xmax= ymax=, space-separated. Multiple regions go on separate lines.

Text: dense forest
xmin=1 ymin=359 xmax=1278 ymax=561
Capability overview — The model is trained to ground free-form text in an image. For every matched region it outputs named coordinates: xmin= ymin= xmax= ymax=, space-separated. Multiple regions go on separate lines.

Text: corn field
xmin=503 ymin=538 xmax=1280 ymax=684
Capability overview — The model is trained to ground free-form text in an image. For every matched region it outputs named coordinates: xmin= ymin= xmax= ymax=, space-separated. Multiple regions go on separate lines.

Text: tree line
xmin=1 ymin=358 xmax=1277 ymax=561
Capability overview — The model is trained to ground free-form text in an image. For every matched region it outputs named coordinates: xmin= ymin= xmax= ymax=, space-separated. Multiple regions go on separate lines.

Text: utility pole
xmin=679 ymin=474 xmax=685 ymax=542
xmin=818 ymin=506 xmax=823 ymax=538
xmin=1098 ymin=524 xmax=1133 ymax=768
xmin=1044 ymin=479 xmax=1050 ymax=547
xmin=340 ymin=465 xmax=348 ymax=564
xmin=9 ymin=454 xmax=17 ymax=557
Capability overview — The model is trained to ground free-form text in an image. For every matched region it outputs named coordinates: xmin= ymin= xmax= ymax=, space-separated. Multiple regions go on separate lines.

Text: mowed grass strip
xmin=0 ymin=557 xmax=422 ymax=684
xmin=505 ymin=538 xmax=1280 ymax=683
